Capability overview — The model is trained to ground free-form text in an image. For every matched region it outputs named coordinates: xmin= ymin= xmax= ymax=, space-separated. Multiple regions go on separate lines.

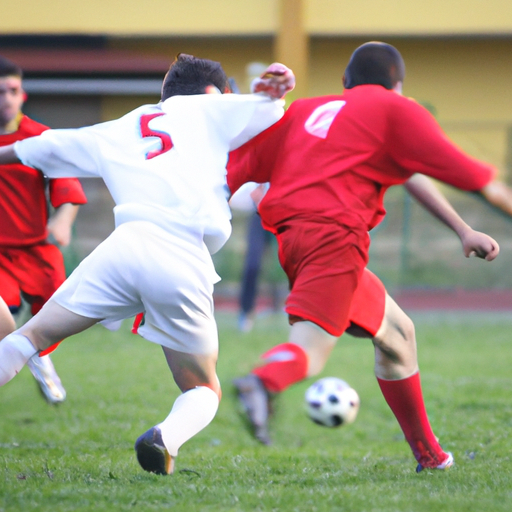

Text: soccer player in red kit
xmin=228 ymin=42 xmax=507 ymax=471
xmin=0 ymin=56 xmax=87 ymax=404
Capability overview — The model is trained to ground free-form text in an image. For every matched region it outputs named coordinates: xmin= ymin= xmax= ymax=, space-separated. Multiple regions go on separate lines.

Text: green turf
xmin=1 ymin=311 xmax=511 ymax=512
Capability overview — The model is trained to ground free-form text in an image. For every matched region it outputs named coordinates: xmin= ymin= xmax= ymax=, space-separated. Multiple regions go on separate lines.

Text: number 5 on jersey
xmin=140 ymin=113 xmax=173 ymax=159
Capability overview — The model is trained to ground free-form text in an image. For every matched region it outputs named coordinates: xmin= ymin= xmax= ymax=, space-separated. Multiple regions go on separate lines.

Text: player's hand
xmin=251 ymin=63 xmax=295 ymax=100
xmin=47 ymin=217 xmax=73 ymax=246
xmin=47 ymin=204 xmax=79 ymax=246
xmin=460 ymin=228 xmax=500 ymax=261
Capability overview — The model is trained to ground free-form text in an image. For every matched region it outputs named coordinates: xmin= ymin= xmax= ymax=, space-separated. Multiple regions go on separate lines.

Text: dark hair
xmin=0 ymin=56 xmax=23 ymax=79
xmin=161 ymin=53 xmax=229 ymax=100
xmin=343 ymin=42 xmax=405 ymax=90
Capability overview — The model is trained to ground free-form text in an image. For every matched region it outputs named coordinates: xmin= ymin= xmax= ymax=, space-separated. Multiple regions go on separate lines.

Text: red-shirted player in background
xmin=228 ymin=42 xmax=512 ymax=472
xmin=0 ymin=56 xmax=87 ymax=404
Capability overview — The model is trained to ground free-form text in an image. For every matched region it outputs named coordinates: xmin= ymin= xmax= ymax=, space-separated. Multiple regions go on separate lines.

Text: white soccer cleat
xmin=416 ymin=451 xmax=454 ymax=473
xmin=27 ymin=354 xmax=66 ymax=404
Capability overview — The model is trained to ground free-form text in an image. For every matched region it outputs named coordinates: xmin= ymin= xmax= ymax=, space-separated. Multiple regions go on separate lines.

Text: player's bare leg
xmin=290 ymin=321 xmax=338 ymax=377
xmin=0 ymin=299 xmax=99 ymax=388
xmin=371 ymin=294 xmax=418 ymax=379
xmin=135 ymin=347 xmax=220 ymax=475
xmin=0 ymin=297 xmax=16 ymax=339
xmin=371 ymin=294 xmax=453 ymax=471
xmin=18 ymin=300 xmax=99 ymax=349
xmin=234 ymin=320 xmax=337 ymax=445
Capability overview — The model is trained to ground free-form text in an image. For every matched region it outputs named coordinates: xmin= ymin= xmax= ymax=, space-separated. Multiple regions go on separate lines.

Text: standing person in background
xmin=228 ymin=41 xmax=508 ymax=472
xmin=230 ymin=182 xmax=281 ymax=332
xmin=229 ymin=66 xmax=285 ymax=334
xmin=0 ymin=56 xmax=87 ymax=404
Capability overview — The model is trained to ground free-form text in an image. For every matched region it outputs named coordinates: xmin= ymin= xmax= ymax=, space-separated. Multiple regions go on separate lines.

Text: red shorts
xmin=345 ymin=268 xmax=386 ymax=337
xmin=0 ymin=243 xmax=66 ymax=315
xmin=276 ymin=220 xmax=371 ymax=337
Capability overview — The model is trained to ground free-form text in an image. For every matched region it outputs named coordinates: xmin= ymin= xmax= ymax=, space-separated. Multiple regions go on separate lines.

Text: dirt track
xmin=213 ymin=288 xmax=512 ymax=313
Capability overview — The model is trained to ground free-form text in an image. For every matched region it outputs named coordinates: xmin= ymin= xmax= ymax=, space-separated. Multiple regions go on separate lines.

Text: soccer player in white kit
xmin=0 ymin=54 xmax=295 ymax=475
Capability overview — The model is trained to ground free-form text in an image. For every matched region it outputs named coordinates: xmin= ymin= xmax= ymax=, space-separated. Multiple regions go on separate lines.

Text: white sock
xmin=158 ymin=386 xmax=219 ymax=457
xmin=0 ymin=334 xmax=38 ymax=386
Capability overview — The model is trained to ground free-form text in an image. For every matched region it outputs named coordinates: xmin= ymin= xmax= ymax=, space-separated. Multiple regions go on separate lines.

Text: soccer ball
xmin=304 ymin=377 xmax=360 ymax=427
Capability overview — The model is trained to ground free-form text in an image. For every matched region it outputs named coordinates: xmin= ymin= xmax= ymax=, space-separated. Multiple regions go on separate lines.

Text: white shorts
xmin=52 ymin=221 xmax=220 ymax=355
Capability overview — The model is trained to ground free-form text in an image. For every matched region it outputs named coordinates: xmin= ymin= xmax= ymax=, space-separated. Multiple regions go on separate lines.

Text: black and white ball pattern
xmin=305 ymin=377 xmax=360 ymax=427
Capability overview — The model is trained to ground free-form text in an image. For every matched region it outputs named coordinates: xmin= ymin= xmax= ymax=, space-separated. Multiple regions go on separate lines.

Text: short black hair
xmin=0 ymin=56 xmax=23 ymax=79
xmin=343 ymin=42 xmax=405 ymax=90
xmin=161 ymin=53 xmax=229 ymax=100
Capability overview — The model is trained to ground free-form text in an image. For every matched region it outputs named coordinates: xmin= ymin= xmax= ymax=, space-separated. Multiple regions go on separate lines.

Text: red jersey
xmin=228 ymin=85 xmax=496 ymax=233
xmin=0 ymin=115 xmax=87 ymax=246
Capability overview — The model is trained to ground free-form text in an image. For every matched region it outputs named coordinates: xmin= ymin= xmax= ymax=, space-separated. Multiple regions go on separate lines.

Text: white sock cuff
xmin=0 ymin=333 xmax=38 ymax=386
xmin=190 ymin=385 xmax=220 ymax=404
xmin=168 ymin=386 xmax=219 ymax=412
xmin=5 ymin=334 xmax=38 ymax=359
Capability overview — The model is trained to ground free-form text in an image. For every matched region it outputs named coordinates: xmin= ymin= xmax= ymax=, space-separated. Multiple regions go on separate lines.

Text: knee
xmin=373 ymin=312 xmax=416 ymax=357
xmin=398 ymin=314 xmax=415 ymax=345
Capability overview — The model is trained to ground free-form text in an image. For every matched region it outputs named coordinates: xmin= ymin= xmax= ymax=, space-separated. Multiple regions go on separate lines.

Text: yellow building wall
xmin=0 ymin=0 xmax=276 ymax=35
xmin=107 ymin=37 xmax=274 ymax=94
xmin=5 ymin=0 xmax=508 ymax=172
xmin=308 ymin=38 xmax=512 ymax=122
xmin=307 ymin=0 xmax=512 ymax=36
xmin=1 ymin=0 xmax=511 ymax=35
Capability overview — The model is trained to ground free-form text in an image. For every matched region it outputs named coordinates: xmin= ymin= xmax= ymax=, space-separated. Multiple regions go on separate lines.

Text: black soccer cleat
xmin=233 ymin=374 xmax=272 ymax=445
xmin=135 ymin=426 xmax=174 ymax=475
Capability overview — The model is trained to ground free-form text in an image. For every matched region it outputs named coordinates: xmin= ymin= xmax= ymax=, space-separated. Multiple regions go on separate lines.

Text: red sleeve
xmin=389 ymin=98 xmax=496 ymax=190
xmin=227 ymin=143 xmax=258 ymax=196
xmin=49 ymin=178 xmax=87 ymax=208
xmin=227 ymin=113 xmax=289 ymax=195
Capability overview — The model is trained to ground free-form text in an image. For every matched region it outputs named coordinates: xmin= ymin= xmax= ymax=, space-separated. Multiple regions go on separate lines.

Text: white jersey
xmin=15 ymin=93 xmax=284 ymax=254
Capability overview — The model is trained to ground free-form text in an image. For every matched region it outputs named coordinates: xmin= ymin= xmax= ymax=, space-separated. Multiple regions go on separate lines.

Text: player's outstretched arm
xmin=251 ymin=63 xmax=295 ymax=100
xmin=404 ymin=174 xmax=499 ymax=261
xmin=0 ymin=144 xmax=20 ymax=165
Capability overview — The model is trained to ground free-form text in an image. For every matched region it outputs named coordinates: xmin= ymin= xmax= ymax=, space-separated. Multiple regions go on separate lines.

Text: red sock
xmin=31 ymin=301 xmax=61 ymax=356
xmin=252 ymin=343 xmax=308 ymax=393
xmin=132 ymin=313 xmax=144 ymax=334
xmin=377 ymin=372 xmax=448 ymax=467
xmin=39 ymin=341 xmax=62 ymax=356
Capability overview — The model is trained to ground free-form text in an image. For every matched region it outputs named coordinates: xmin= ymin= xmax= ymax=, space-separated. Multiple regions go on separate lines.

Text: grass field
xmin=1 ymin=310 xmax=511 ymax=512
